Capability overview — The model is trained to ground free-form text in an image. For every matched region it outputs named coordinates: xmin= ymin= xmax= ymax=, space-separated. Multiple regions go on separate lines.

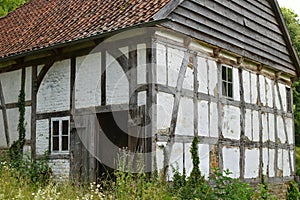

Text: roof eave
xmin=270 ymin=0 xmax=300 ymax=78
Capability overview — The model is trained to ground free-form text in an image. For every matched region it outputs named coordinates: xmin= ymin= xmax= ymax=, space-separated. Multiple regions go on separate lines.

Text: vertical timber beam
xmin=101 ymin=50 xmax=106 ymax=106
xmin=257 ymin=73 xmax=263 ymax=181
xmin=217 ymin=62 xmax=224 ymax=173
xmin=31 ymin=65 xmax=37 ymax=160
xmin=239 ymin=67 xmax=245 ymax=180
xmin=146 ymin=39 xmax=157 ymax=172
xmin=70 ymin=57 xmax=76 ymax=180
xmin=291 ymin=85 xmax=296 ymax=175
xmin=128 ymin=44 xmax=138 ymax=152
xmin=0 ymin=81 xmax=9 ymax=147
xmin=193 ymin=53 xmax=198 ymax=138
xmin=273 ymin=78 xmax=279 ymax=177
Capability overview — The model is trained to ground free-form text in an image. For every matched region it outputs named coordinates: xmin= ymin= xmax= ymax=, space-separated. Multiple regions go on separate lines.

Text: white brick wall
xmin=36 ymin=119 xmax=49 ymax=155
xmin=37 ymin=60 xmax=70 ymax=113
xmin=49 ymin=159 xmax=70 ymax=180
xmin=75 ymin=53 xmax=102 ymax=109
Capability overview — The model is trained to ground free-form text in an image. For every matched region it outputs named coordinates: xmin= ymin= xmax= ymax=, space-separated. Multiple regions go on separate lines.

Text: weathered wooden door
xmin=70 ymin=106 xmax=147 ymax=182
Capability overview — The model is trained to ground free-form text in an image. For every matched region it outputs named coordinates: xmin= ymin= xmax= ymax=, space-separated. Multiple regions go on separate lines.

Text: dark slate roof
xmin=0 ymin=0 xmax=171 ymax=59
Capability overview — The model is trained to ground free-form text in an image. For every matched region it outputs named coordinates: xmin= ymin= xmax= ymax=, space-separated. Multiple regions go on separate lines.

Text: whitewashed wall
xmin=37 ymin=60 xmax=70 ymax=113
xmin=106 ymin=48 xmax=129 ymax=105
xmin=36 ymin=119 xmax=49 ymax=155
xmin=0 ymin=70 xmax=21 ymax=104
xmin=75 ymin=53 xmax=102 ymax=109
xmin=153 ymin=31 xmax=295 ymax=181
xmin=0 ymin=67 xmax=32 ymax=148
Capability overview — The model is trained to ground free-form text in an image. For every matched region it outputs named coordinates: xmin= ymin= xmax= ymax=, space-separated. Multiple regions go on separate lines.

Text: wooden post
xmin=70 ymin=57 xmax=76 ymax=180
xmin=31 ymin=65 xmax=37 ymax=160
xmin=128 ymin=44 xmax=138 ymax=153
xmin=101 ymin=50 xmax=106 ymax=106
xmin=257 ymin=73 xmax=263 ymax=181
xmin=239 ymin=68 xmax=245 ymax=180
xmin=193 ymin=53 xmax=199 ymax=138
xmin=217 ymin=62 xmax=224 ymax=172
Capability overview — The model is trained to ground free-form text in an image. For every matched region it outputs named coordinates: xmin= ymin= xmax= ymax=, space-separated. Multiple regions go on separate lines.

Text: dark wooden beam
xmin=101 ymin=50 xmax=106 ymax=106
xmin=128 ymin=44 xmax=138 ymax=152
xmin=36 ymin=61 xmax=54 ymax=90
xmin=239 ymin=68 xmax=245 ymax=180
xmin=107 ymin=48 xmax=129 ymax=79
xmin=31 ymin=65 xmax=37 ymax=160
xmin=169 ymin=51 xmax=190 ymax=137
xmin=36 ymin=110 xmax=71 ymax=120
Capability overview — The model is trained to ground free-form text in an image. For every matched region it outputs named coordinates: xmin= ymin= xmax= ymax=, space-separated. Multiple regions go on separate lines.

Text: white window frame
xmin=221 ymin=64 xmax=234 ymax=99
xmin=51 ymin=116 xmax=70 ymax=154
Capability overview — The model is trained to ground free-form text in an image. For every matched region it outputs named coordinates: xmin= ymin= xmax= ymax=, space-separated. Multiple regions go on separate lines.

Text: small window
xmin=222 ymin=65 xmax=233 ymax=98
xmin=51 ymin=117 xmax=70 ymax=153
xmin=286 ymin=87 xmax=292 ymax=112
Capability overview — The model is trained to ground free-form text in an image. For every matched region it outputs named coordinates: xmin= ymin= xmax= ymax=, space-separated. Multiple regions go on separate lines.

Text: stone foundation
xmin=269 ymin=182 xmax=289 ymax=200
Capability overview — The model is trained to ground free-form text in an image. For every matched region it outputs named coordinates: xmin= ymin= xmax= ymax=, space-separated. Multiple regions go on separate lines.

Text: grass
xmin=0 ymin=161 xmax=106 ymax=200
xmin=296 ymin=146 xmax=300 ymax=176
xmin=0 ymin=140 xmax=294 ymax=199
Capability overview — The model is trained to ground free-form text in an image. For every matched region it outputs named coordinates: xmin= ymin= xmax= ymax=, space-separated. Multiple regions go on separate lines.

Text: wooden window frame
xmin=221 ymin=65 xmax=233 ymax=99
xmin=51 ymin=116 xmax=70 ymax=154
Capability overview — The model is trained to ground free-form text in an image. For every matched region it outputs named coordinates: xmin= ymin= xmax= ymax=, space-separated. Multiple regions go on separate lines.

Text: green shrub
xmin=10 ymin=153 xmax=52 ymax=186
xmin=287 ymin=181 xmax=300 ymax=200
xmin=211 ymin=168 xmax=254 ymax=200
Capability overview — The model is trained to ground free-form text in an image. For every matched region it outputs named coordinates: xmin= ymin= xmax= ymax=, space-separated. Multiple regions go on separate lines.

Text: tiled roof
xmin=0 ymin=0 xmax=171 ymax=59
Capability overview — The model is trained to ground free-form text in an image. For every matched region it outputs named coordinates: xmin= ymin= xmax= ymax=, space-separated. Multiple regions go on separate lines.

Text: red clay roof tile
xmin=0 ymin=0 xmax=171 ymax=59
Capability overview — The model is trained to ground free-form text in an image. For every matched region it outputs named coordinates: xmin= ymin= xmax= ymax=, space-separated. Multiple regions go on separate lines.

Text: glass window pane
xmin=228 ymin=83 xmax=233 ymax=98
xmin=62 ymin=120 xmax=69 ymax=135
xmin=52 ymin=137 xmax=59 ymax=151
xmin=62 ymin=136 xmax=68 ymax=151
xmin=222 ymin=66 xmax=227 ymax=81
xmin=222 ymin=82 xmax=227 ymax=96
xmin=227 ymin=68 xmax=233 ymax=82
xmin=286 ymin=88 xmax=292 ymax=112
xmin=53 ymin=121 xmax=59 ymax=136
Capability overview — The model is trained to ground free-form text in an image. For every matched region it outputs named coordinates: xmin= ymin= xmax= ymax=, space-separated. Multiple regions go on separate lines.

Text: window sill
xmin=48 ymin=153 xmax=70 ymax=160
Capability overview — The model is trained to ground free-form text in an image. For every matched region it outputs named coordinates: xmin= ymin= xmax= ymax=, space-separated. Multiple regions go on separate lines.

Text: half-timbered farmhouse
xmin=0 ymin=0 xmax=299 ymax=195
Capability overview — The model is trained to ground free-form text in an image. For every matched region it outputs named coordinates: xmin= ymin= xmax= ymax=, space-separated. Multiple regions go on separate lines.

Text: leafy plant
xmin=211 ymin=168 xmax=254 ymax=200
xmin=287 ymin=181 xmax=300 ymax=200
xmin=12 ymin=153 xmax=52 ymax=186
xmin=9 ymin=83 xmax=26 ymax=167
xmin=254 ymin=175 xmax=277 ymax=200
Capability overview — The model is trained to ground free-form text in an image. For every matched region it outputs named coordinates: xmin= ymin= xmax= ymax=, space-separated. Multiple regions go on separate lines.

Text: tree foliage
xmin=0 ymin=0 xmax=27 ymax=17
xmin=281 ymin=8 xmax=300 ymax=146
xmin=281 ymin=8 xmax=300 ymax=57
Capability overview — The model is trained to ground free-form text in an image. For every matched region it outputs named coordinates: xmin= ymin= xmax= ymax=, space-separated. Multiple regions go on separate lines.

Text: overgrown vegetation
xmin=9 ymin=80 xmax=26 ymax=167
xmin=286 ymin=181 xmax=300 ymax=200
xmin=0 ymin=137 xmax=283 ymax=199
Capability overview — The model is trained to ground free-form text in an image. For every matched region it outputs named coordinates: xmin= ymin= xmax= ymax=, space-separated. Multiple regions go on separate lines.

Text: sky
xmin=277 ymin=0 xmax=300 ymax=17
